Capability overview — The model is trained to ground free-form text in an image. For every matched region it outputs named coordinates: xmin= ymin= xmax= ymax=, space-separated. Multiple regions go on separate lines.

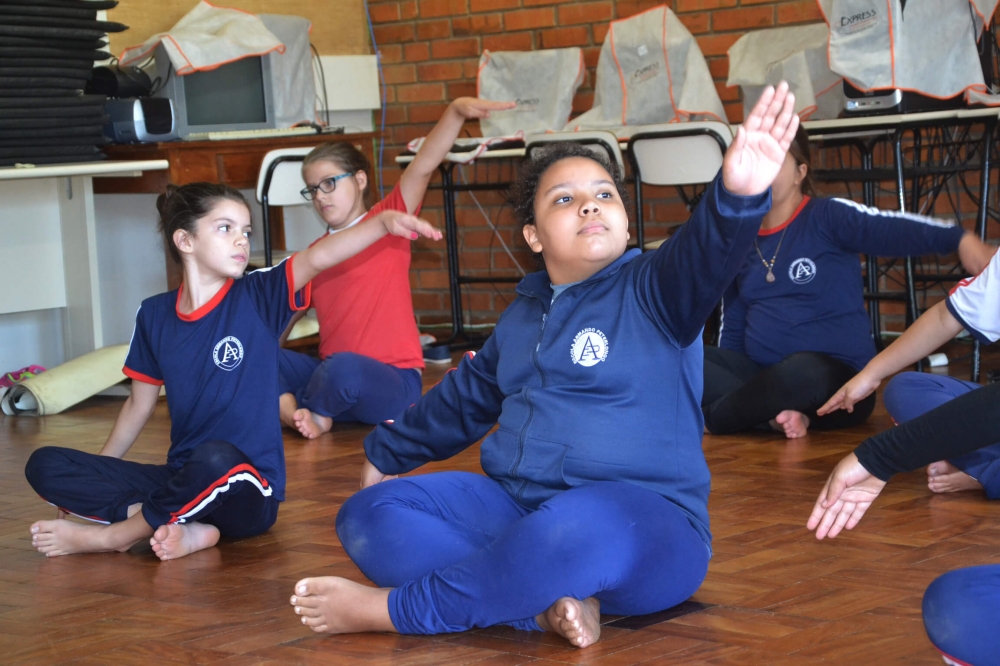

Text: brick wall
xmin=364 ymin=0 xmax=962 ymax=331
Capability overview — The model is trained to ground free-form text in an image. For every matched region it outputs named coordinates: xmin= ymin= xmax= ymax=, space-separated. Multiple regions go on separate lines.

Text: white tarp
xmin=476 ymin=48 xmax=584 ymax=136
xmin=818 ymin=0 xmax=991 ymax=103
xmin=728 ymin=23 xmax=845 ymax=121
xmin=119 ymin=1 xmax=284 ymax=74
xmin=568 ymin=4 xmax=725 ymax=130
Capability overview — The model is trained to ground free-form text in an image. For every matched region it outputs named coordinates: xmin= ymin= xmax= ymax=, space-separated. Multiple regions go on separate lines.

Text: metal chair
xmin=253 ymin=147 xmax=316 ymax=267
xmin=524 ymin=129 xmax=626 ymax=174
xmin=625 ymin=121 xmax=733 ymax=250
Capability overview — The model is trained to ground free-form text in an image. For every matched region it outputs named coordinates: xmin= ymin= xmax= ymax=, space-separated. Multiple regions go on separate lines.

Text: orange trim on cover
xmin=885 ymin=0 xmax=896 ymax=89
xmin=759 ymin=196 xmax=810 ymax=236
xmin=123 ymin=366 xmax=164 ymax=386
xmin=176 ymin=279 xmax=234 ymax=322
xmin=285 ymin=254 xmax=312 ymax=311
xmin=608 ymin=24 xmax=628 ymax=125
xmin=476 ymin=51 xmax=491 ymax=98
xmin=660 ymin=7 xmax=679 ymax=122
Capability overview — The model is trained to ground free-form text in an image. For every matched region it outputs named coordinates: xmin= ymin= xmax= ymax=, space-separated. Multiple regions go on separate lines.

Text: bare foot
xmin=292 ymin=408 xmax=333 ymax=440
xmin=30 ymin=519 xmax=142 ymax=557
xmin=927 ymin=461 xmax=983 ymax=494
xmin=279 ymin=392 xmax=299 ymax=430
xmin=150 ymin=523 xmax=220 ymax=561
xmin=536 ymin=597 xmax=601 ymax=648
xmin=770 ymin=410 xmax=810 ymax=439
xmin=290 ymin=577 xmax=394 ymax=634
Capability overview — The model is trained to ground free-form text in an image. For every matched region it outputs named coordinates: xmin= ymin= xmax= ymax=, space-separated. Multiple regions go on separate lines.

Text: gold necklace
xmin=753 ymin=225 xmax=788 ymax=283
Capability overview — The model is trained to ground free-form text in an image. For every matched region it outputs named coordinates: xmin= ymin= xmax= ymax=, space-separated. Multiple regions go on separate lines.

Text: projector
xmin=103 ymin=98 xmax=178 ymax=143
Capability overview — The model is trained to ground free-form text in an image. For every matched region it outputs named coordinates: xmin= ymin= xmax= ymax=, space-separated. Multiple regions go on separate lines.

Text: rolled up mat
xmin=0 ymin=35 xmax=108 ymax=50
xmin=0 ymin=76 xmax=91 ymax=90
xmin=0 ymin=5 xmax=99 ymax=19
xmin=0 ymin=153 xmax=105 ymax=166
xmin=0 ymin=66 xmax=96 ymax=77
xmin=0 ymin=0 xmax=118 ymax=8
xmin=0 ymin=47 xmax=112 ymax=60
xmin=0 ymin=135 xmax=107 ymax=147
xmin=0 ymin=89 xmax=84 ymax=98
xmin=1 ymin=344 xmax=128 ymax=416
xmin=0 ymin=17 xmax=128 ymax=33
xmin=0 ymin=104 xmax=104 ymax=119
xmin=0 ymin=25 xmax=108 ymax=41
xmin=0 ymin=126 xmax=105 ymax=138
xmin=0 ymin=94 xmax=105 ymax=107
xmin=0 ymin=145 xmax=102 ymax=158
xmin=0 ymin=116 xmax=104 ymax=129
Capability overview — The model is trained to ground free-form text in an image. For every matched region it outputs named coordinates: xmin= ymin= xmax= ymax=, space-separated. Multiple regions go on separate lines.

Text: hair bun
xmin=156 ymin=184 xmax=180 ymax=218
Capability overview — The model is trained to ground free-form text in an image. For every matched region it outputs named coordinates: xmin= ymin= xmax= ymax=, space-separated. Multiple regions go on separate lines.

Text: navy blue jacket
xmin=720 ymin=196 xmax=965 ymax=370
xmin=365 ymin=176 xmax=770 ymax=547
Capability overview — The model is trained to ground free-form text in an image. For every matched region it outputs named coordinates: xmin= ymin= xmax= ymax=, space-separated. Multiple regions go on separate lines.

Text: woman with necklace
xmin=702 ymin=127 xmax=994 ymax=439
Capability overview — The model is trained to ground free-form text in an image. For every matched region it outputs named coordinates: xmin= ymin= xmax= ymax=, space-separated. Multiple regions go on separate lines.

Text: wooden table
xmin=98 ymin=132 xmax=379 ymax=288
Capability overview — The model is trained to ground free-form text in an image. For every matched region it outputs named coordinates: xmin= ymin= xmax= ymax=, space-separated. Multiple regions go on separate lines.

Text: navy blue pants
xmin=336 ymin=472 xmax=710 ymax=635
xmin=24 ymin=440 xmax=279 ymax=536
xmin=924 ymin=565 xmax=1000 ymax=666
xmin=278 ymin=349 xmax=422 ymax=424
xmin=884 ymin=372 xmax=1000 ymax=498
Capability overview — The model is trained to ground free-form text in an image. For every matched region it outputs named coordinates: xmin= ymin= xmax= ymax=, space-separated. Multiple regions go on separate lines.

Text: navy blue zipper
xmin=510 ymin=307 xmax=549 ymax=501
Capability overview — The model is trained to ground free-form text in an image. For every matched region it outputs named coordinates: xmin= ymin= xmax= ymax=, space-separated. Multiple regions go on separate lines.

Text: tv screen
xmin=154 ymin=43 xmax=276 ymax=137
xmin=184 ymin=58 xmax=268 ymax=127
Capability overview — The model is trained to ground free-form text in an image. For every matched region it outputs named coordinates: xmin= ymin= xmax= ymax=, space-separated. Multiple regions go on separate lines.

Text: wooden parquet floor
xmin=1 ymin=355 xmax=997 ymax=665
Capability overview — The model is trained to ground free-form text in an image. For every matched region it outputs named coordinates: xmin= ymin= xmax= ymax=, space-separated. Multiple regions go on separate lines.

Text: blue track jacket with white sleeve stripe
xmin=363 ymin=175 xmax=770 ymax=548
xmin=720 ymin=197 xmax=965 ymax=370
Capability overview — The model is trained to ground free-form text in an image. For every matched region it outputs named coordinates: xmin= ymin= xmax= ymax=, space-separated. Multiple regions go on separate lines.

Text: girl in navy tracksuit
xmin=287 ymin=84 xmax=800 ymax=648
xmin=24 ymin=183 xmax=440 ymax=561
xmin=702 ymin=127 xmax=994 ymax=439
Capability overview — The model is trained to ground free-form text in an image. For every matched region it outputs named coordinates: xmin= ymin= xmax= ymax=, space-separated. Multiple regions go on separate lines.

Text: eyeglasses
xmin=300 ymin=172 xmax=354 ymax=201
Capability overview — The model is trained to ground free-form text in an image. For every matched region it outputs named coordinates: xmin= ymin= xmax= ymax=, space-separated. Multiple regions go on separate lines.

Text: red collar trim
xmin=176 ymin=279 xmax=234 ymax=321
xmin=759 ymin=195 xmax=810 ymax=236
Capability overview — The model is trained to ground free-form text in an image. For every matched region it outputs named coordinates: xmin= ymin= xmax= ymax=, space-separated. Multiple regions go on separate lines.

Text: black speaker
xmin=86 ymin=64 xmax=151 ymax=98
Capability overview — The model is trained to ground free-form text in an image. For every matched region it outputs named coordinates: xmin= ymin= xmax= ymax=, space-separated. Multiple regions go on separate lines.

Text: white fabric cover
xmin=818 ymin=0 xmax=989 ymax=103
xmin=259 ymin=14 xmax=316 ymax=127
xmin=476 ymin=48 xmax=584 ymax=136
xmin=728 ymin=23 xmax=845 ymax=121
xmin=119 ymin=1 xmax=284 ymax=74
xmin=568 ymin=5 xmax=725 ymax=130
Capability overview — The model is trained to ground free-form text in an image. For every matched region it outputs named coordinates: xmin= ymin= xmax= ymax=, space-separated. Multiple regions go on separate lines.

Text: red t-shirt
xmin=309 ymin=185 xmax=424 ymax=369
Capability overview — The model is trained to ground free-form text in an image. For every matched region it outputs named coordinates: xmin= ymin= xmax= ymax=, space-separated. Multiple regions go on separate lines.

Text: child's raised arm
xmin=722 ymin=82 xmax=799 ymax=198
xmin=818 ymin=300 xmax=963 ymax=415
xmin=290 ymin=210 xmax=442 ymax=292
xmin=398 ymin=98 xmax=516 ymax=213
xmin=98 ymin=380 xmax=160 ymax=459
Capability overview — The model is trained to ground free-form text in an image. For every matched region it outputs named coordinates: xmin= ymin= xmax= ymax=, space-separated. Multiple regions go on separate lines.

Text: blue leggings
xmin=924 ymin=565 xmax=1000 ymax=666
xmin=883 ymin=372 xmax=1000 ymax=498
xmin=336 ymin=472 xmax=710 ymax=635
xmin=278 ymin=349 xmax=422 ymax=424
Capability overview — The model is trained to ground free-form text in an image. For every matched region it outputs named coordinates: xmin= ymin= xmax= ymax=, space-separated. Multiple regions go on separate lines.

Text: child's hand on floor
xmin=374 ymin=210 xmax=443 ymax=242
xmin=361 ymin=457 xmax=397 ymax=489
xmin=450 ymin=97 xmax=517 ymax=120
xmin=807 ymin=452 xmax=887 ymax=539
xmin=722 ymin=81 xmax=799 ymax=198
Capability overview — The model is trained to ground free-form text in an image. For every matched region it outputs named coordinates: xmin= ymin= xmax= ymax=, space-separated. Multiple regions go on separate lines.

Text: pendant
xmin=765 ymin=269 xmax=776 ymax=283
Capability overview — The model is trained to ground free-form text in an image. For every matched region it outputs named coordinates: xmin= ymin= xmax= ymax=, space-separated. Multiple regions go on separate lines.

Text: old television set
xmin=152 ymin=43 xmax=277 ymax=137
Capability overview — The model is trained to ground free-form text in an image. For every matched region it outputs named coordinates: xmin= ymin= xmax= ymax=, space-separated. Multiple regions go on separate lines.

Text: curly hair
xmin=507 ymin=142 xmax=631 ymax=231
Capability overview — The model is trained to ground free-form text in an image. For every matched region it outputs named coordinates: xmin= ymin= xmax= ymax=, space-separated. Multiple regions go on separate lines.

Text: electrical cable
xmin=362 ymin=0 xmax=387 ymax=199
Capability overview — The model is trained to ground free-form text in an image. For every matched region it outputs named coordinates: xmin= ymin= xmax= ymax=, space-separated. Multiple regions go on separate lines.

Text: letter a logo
xmin=213 ymin=336 xmax=244 ymax=371
xmin=570 ymin=328 xmax=610 ymax=367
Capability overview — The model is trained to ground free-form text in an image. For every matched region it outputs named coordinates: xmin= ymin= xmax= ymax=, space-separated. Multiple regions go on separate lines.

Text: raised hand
xmin=957 ymin=232 xmax=997 ymax=276
xmin=807 ymin=452 xmax=887 ymax=539
xmin=722 ymin=81 xmax=799 ymax=197
xmin=375 ymin=210 xmax=443 ymax=242
xmin=817 ymin=371 xmax=880 ymax=416
xmin=360 ymin=457 xmax=397 ymax=489
xmin=451 ymin=97 xmax=517 ymax=120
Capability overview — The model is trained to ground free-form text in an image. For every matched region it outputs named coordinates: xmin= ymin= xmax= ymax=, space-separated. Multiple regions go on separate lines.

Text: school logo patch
xmin=213 ymin=336 xmax=244 ymax=371
xmin=571 ymin=328 xmax=609 ymax=367
xmin=788 ymin=258 xmax=817 ymax=285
